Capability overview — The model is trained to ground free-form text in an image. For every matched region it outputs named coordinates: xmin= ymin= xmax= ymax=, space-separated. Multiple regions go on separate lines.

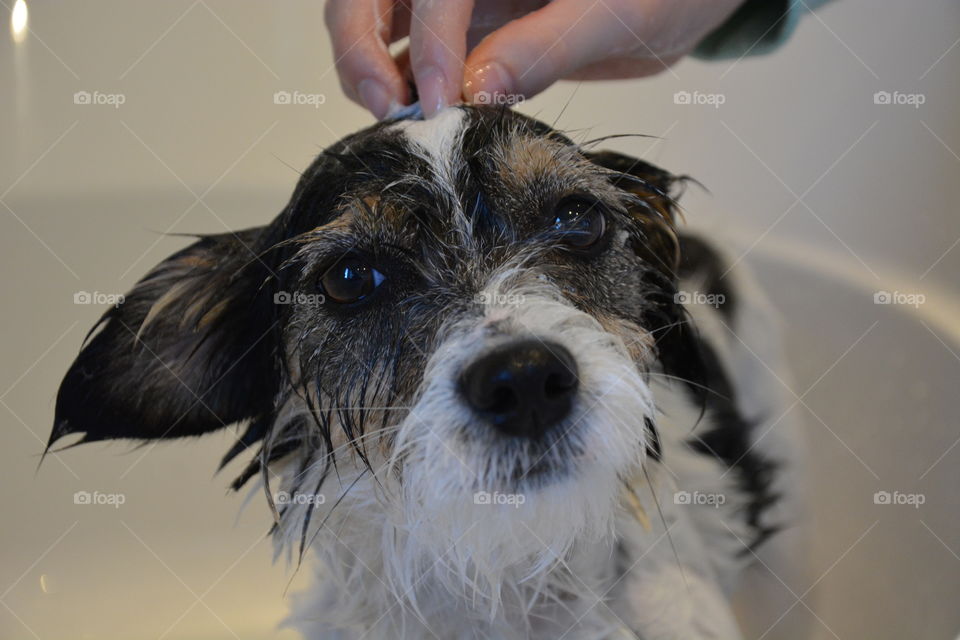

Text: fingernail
xmin=357 ymin=79 xmax=392 ymax=120
xmin=463 ymin=61 xmax=514 ymax=104
xmin=417 ymin=65 xmax=448 ymax=118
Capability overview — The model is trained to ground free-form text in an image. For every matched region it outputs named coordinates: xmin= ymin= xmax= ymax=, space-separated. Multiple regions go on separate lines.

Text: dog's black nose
xmin=461 ymin=339 xmax=579 ymax=439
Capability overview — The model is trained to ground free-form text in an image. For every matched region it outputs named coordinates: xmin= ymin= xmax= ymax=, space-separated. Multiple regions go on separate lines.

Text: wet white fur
xmin=389 ymin=109 xmax=474 ymax=244
xmin=389 ymin=108 xmax=466 ymax=178
xmin=266 ymin=111 xmax=802 ymax=639
xmin=273 ymin=264 xmax=797 ymax=639
xmin=279 ymin=269 xmax=658 ymax=638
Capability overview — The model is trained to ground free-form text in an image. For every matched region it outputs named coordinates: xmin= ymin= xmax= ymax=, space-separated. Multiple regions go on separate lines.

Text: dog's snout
xmin=461 ymin=339 xmax=579 ymax=439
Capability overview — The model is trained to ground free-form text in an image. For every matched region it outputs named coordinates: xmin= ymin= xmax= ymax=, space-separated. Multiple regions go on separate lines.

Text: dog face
xmin=51 ymin=105 xmax=689 ymax=605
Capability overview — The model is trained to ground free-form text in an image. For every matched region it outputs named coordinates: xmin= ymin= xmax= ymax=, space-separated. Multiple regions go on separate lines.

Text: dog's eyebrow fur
xmin=284 ymin=210 xmax=356 ymax=246
xmin=494 ymin=135 xmax=592 ymax=186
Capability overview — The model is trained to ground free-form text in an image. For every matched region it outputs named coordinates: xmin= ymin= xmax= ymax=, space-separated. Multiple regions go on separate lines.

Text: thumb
xmin=463 ymin=0 xmax=654 ymax=101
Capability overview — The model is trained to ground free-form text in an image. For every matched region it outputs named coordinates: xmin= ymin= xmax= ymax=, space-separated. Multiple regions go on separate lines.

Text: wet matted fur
xmin=50 ymin=105 xmax=805 ymax=640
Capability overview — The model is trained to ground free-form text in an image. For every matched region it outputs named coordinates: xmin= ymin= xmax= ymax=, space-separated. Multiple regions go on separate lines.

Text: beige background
xmin=1 ymin=1 xmax=958 ymax=638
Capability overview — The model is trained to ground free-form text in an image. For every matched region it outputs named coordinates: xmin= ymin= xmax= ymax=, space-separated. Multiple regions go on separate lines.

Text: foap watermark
xmin=273 ymin=90 xmax=326 ymax=108
xmin=874 ymin=290 xmax=925 ymax=309
xmin=274 ymin=490 xmax=326 ymax=506
xmin=474 ymin=91 xmax=525 ymax=107
xmin=475 ymin=291 xmax=525 ymax=306
xmin=73 ymin=90 xmax=126 ymax=109
xmin=274 ymin=291 xmax=326 ymax=307
xmin=674 ymin=90 xmax=726 ymax=109
xmin=74 ymin=291 xmax=125 ymax=307
xmin=874 ymin=90 xmax=926 ymax=109
xmin=674 ymin=490 xmax=726 ymax=508
xmin=675 ymin=290 xmax=725 ymax=308
xmin=474 ymin=490 xmax=526 ymax=508
xmin=74 ymin=490 xmax=126 ymax=508
xmin=873 ymin=490 xmax=925 ymax=509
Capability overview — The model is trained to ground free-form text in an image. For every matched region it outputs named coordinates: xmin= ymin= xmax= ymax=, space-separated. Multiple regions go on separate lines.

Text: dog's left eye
xmin=318 ymin=255 xmax=385 ymax=304
xmin=552 ymin=196 xmax=606 ymax=249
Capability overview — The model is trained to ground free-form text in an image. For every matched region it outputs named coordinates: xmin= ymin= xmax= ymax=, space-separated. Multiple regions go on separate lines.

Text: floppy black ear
xmin=50 ymin=228 xmax=279 ymax=448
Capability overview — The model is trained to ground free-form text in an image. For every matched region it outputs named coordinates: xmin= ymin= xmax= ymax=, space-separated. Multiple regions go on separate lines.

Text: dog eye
xmin=318 ymin=255 xmax=385 ymax=304
xmin=552 ymin=196 xmax=606 ymax=249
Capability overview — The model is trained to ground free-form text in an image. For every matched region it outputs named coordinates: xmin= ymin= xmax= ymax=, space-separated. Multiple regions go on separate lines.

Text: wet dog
xmin=51 ymin=105 xmax=804 ymax=639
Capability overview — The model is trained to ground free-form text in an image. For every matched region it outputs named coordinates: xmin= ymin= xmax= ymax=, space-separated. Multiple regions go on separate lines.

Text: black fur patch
xmin=668 ymin=233 xmax=779 ymax=551
xmin=686 ymin=337 xmax=779 ymax=552
xmin=677 ymin=234 xmax=737 ymax=319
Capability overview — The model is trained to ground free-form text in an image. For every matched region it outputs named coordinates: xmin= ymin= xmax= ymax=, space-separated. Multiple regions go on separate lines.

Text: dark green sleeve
xmin=694 ymin=0 xmax=834 ymax=59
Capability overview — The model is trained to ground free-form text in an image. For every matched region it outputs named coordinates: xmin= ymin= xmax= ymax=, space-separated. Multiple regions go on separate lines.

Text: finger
xmin=408 ymin=0 xmax=475 ymax=117
xmin=325 ymin=0 xmax=406 ymax=119
xmin=463 ymin=0 xmax=660 ymax=102
xmin=465 ymin=0 xmax=546 ymax=50
xmin=388 ymin=1 xmax=412 ymax=42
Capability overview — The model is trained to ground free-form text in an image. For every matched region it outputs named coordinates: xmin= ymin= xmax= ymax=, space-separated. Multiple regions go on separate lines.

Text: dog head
xmin=51 ymin=105 xmax=690 ymax=611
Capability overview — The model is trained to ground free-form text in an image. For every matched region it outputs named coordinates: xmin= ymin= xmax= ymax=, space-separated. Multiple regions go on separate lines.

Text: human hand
xmin=325 ymin=0 xmax=746 ymax=119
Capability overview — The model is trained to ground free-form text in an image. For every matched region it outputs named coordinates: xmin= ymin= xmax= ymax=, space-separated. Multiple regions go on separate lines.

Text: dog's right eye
xmin=318 ymin=255 xmax=385 ymax=304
